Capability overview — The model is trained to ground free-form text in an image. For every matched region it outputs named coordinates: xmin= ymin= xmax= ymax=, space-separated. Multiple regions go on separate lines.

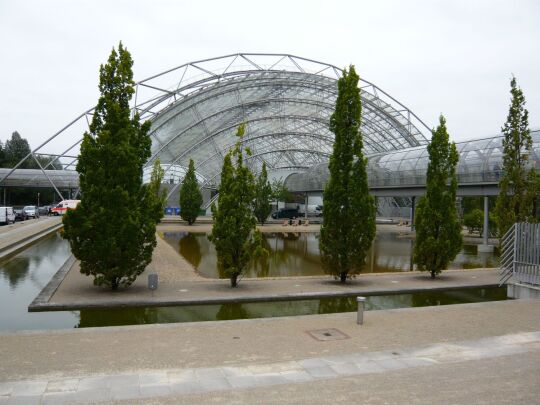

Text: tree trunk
xmin=340 ymin=272 xmax=347 ymax=283
xmin=111 ymin=277 xmax=119 ymax=290
xmin=430 ymin=271 xmax=436 ymax=279
xmin=230 ymin=273 xmax=238 ymax=288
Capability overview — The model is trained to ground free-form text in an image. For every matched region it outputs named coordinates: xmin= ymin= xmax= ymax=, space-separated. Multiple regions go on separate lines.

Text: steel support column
xmin=483 ymin=196 xmax=489 ymax=245
xmin=410 ymin=196 xmax=416 ymax=231
xmin=479 ymin=196 xmax=495 ymax=252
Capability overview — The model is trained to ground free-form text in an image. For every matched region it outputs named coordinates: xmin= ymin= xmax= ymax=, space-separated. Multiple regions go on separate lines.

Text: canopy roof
xmin=1 ymin=53 xmax=431 ymax=197
xmin=142 ymin=54 xmax=430 ymax=188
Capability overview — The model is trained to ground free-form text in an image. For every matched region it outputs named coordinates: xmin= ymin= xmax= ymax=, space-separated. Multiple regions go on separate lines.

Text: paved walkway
xmin=0 ymin=299 xmax=539 ymax=404
xmin=37 ymin=265 xmax=500 ymax=311
xmin=0 ymin=216 xmax=62 ymax=259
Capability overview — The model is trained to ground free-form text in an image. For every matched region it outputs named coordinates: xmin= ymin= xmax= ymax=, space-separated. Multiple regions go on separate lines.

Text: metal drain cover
xmin=306 ymin=328 xmax=350 ymax=341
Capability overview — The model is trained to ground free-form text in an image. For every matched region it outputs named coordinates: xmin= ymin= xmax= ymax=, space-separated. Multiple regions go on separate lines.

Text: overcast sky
xmin=1 ymin=0 xmax=538 ymax=153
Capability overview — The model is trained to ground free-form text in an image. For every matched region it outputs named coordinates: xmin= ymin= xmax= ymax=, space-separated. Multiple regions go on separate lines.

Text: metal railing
xmin=499 ymin=222 xmax=540 ymax=286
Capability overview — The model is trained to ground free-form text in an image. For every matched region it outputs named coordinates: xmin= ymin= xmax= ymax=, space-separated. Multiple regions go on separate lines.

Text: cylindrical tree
xmin=413 ymin=115 xmax=462 ymax=278
xmin=495 ymin=76 xmax=536 ymax=236
xmin=319 ymin=66 xmax=376 ymax=283
xmin=63 ymin=43 xmax=163 ymax=290
xmin=179 ymin=158 xmax=203 ymax=225
xmin=253 ymin=162 xmax=272 ymax=225
xmin=208 ymin=124 xmax=265 ymax=287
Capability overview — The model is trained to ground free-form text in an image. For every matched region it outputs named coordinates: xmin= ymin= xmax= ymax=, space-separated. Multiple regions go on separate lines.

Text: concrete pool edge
xmin=0 ymin=218 xmax=63 ymax=261
xmin=29 ymin=254 xmax=76 ymax=309
xmin=28 ymin=266 xmax=501 ymax=312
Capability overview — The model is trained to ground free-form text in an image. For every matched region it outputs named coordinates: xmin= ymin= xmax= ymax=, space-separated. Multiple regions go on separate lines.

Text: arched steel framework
xmin=0 ymin=53 xmax=430 ymax=199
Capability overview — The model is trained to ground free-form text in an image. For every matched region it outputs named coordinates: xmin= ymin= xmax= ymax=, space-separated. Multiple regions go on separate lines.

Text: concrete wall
xmin=507 ymin=283 xmax=540 ymax=299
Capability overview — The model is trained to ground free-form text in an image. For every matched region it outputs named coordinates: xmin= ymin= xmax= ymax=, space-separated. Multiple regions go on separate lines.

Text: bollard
xmin=148 ymin=274 xmax=158 ymax=291
xmin=357 ymin=296 xmax=366 ymax=325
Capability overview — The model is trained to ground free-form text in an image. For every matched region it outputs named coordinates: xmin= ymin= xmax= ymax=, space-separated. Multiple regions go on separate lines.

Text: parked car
xmin=271 ymin=208 xmax=299 ymax=219
xmin=23 ymin=205 xmax=39 ymax=219
xmin=13 ymin=207 xmax=28 ymax=221
xmin=0 ymin=207 xmax=15 ymax=225
xmin=38 ymin=206 xmax=50 ymax=216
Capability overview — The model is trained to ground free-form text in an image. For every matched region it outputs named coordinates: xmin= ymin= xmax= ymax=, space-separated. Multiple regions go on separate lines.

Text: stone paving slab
xmin=0 ymin=300 xmax=539 ymax=403
xmin=3 ymin=300 xmax=540 ymax=380
xmin=0 ymin=330 xmax=538 ymax=404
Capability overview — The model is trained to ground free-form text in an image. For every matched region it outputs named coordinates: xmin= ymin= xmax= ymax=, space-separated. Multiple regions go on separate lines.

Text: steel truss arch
xmin=1 ymin=53 xmax=431 ymax=199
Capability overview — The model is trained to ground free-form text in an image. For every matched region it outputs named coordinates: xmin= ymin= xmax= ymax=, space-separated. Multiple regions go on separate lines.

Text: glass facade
xmin=142 ymin=54 xmax=430 ymax=189
xmin=285 ymin=130 xmax=540 ymax=192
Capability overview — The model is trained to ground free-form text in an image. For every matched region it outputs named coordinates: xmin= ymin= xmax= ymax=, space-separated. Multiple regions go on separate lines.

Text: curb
xmin=0 ymin=222 xmax=63 ymax=261
xmin=28 ymin=282 xmax=500 ymax=312
xmin=28 ymin=254 xmax=75 ymax=310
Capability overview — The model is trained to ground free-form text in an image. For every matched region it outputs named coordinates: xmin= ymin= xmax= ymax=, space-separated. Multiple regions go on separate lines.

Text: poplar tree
xmin=179 ymin=158 xmax=202 ymax=225
xmin=319 ymin=66 xmax=376 ymax=283
xmin=208 ymin=124 xmax=265 ymax=287
xmin=253 ymin=162 xmax=272 ymax=225
xmin=270 ymin=178 xmax=291 ymax=210
xmin=495 ymin=76 xmax=536 ymax=236
xmin=63 ymin=43 xmax=163 ymax=290
xmin=413 ymin=115 xmax=462 ymax=278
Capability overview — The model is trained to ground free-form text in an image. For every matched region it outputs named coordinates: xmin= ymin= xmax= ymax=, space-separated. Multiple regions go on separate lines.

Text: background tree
xmin=149 ymin=158 xmax=166 ymax=211
xmin=463 ymin=209 xmax=483 ymax=234
xmin=319 ymin=66 xmax=376 ymax=283
xmin=528 ymin=171 xmax=540 ymax=221
xmin=253 ymin=162 xmax=272 ymax=225
xmin=63 ymin=42 xmax=162 ymax=290
xmin=270 ymin=178 xmax=290 ymax=211
xmin=179 ymin=158 xmax=202 ymax=225
xmin=413 ymin=115 xmax=462 ymax=278
xmin=0 ymin=131 xmax=63 ymax=205
xmin=0 ymin=141 xmax=5 ymax=167
xmin=208 ymin=124 xmax=265 ymax=287
xmin=4 ymin=132 xmax=32 ymax=168
xmin=34 ymin=155 xmax=63 ymax=170
xmin=1 ymin=131 xmax=63 ymax=170
xmin=495 ymin=76 xmax=536 ymax=236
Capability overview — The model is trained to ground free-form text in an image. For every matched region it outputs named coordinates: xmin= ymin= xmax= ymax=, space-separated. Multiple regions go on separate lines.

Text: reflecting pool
xmin=76 ymin=287 xmax=508 ymax=327
xmin=0 ymin=232 xmax=78 ymax=331
xmin=161 ymin=232 xmax=500 ymax=278
xmin=0 ymin=231 xmax=502 ymax=332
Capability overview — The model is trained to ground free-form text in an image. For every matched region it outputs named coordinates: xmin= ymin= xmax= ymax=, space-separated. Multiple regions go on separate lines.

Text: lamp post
xmin=37 ymin=192 xmax=40 ymax=219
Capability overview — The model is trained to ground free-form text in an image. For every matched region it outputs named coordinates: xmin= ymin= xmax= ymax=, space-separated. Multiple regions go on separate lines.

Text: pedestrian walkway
xmin=0 ymin=216 xmax=62 ymax=260
xmin=1 ymin=299 xmax=539 ymax=404
xmin=1 ymin=330 xmax=538 ymax=404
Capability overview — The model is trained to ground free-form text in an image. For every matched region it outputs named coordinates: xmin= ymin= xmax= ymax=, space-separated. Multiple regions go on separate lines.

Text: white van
xmin=51 ymin=200 xmax=81 ymax=216
xmin=0 ymin=207 xmax=15 ymax=224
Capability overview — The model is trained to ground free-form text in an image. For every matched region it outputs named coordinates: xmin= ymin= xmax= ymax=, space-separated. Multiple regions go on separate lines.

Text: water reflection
xmin=0 ymin=232 xmax=78 ymax=332
xmin=0 ymin=256 xmax=31 ymax=288
xmin=216 ymin=303 xmax=248 ymax=320
xmin=74 ymin=287 xmax=508 ymax=328
xmin=0 ymin=231 xmax=505 ymax=332
xmin=178 ymin=232 xmax=202 ymax=268
xmin=318 ymin=296 xmax=358 ymax=314
xmin=78 ymin=307 xmax=158 ymax=328
xmin=162 ymin=232 xmax=500 ymax=279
